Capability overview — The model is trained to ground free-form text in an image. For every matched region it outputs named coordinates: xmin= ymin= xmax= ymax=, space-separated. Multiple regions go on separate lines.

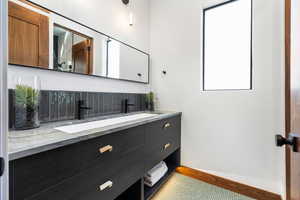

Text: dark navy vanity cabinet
xmin=9 ymin=114 xmax=181 ymax=200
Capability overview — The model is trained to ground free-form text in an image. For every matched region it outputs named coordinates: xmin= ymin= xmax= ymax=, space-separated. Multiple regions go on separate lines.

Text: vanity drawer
xmin=145 ymin=116 xmax=181 ymax=148
xmin=27 ymin=149 xmax=144 ymax=200
xmin=10 ymin=125 xmax=145 ymax=200
xmin=144 ymin=137 xmax=180 ymax=172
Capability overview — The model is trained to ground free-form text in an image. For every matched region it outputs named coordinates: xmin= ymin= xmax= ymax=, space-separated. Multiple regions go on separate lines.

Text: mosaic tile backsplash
xmin=9 ymin=90 xmax=147 ymax=128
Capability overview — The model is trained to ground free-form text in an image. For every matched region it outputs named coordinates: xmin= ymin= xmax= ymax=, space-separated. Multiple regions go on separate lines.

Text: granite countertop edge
xmin=9 ymin=111 xmax=182 ymax=161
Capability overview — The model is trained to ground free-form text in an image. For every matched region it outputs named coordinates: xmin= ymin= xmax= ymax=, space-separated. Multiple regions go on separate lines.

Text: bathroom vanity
xmin=9 ymin=112 xmax=181 ymax=200
xmin=7 ymin=1 xmax=181 ymax=199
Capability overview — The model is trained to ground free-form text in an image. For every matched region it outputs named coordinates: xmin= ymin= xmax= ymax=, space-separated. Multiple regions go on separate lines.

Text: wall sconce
xmin=122 ymin=0 xmax=134 ymax=26
xmin=129 ymin=12 xmax=133 ymax=26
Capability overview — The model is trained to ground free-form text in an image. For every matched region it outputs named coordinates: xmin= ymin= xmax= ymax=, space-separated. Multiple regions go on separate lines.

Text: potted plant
xmin=14 ymin=84 xmax=40 ymax=130
xmin=146 ymin=91 xmax=155 ymax=111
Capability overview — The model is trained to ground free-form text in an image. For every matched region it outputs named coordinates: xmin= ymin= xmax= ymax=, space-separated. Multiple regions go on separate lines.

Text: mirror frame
xmin=10 ymin=0 xmax=150 ymax=84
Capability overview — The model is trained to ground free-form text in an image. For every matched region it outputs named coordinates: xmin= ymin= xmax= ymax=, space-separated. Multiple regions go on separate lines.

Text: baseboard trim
xmin=176 ymin=166 xmax=282 ymax=200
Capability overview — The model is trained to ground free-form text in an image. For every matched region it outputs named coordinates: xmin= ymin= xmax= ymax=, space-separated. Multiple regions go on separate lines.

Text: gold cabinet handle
xmin=99 ymin=180 xmax=113 ymax=191
xmin=99 ymin=145 xmax=113 ymax=154
xmin=164 ymin=143 xmax=171 ymax=150
xmin=163 ymin=122 xmax=171 ymax=129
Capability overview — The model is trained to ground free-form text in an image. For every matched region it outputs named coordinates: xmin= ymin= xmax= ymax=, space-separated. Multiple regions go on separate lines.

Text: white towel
xmin=144 ymin=161 xmax=168 ymax=187
xmin=145 ymin=164 xmax=167 ymax=182
xmin=144 ymin=169 xmax=167 ymax=187
xmin=146 ymin=161 xmax=167 ymax=178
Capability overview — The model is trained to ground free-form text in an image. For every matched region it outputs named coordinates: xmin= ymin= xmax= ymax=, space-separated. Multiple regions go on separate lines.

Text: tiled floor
xmin=151 ymin=173 xmax=254 ymax=200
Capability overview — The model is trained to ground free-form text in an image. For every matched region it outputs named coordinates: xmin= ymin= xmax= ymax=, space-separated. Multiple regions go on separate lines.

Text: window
xmin=203 ymin=0 xmax=252 ymax=90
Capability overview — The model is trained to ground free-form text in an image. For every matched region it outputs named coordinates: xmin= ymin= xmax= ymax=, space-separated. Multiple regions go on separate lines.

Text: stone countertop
xmin=9 ymin=111 xmax=182 ymax=161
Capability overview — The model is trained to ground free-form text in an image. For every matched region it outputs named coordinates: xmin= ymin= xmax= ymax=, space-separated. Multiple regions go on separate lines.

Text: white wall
xmin=150 ymin=0 xmax=285 ymax=195
xmin=8 ymin=0 xmax=150 ymax=93
xmin=30 ymin=0 xmax=150 ymax=53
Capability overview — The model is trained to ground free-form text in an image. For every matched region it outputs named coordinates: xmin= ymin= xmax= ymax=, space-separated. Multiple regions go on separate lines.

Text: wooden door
xmin=8 ymin=1 xmax=49 ymax=68
xmin=285 ymin=0 xmax=300 ymax=199
xmin=72 ymin=40 xmax=93 ymax=75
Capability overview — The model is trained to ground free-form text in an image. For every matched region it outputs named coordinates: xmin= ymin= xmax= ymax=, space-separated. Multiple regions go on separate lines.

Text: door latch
xmin=276 ymin=134 xmax=298 ymax=152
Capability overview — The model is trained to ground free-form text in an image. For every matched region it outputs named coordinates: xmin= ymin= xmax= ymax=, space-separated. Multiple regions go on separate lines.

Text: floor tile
xmin=152 ymin=173 xmax=254 ymax=200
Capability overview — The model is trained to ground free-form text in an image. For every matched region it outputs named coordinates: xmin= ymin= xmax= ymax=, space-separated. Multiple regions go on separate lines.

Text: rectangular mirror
xmin=8 ymin=1 xmax=149 ymax=84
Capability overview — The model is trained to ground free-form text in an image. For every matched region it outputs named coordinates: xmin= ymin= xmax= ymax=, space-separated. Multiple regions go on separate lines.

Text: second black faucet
xmin=77 ymin=100 xmax=92 ymax=120
xmin=123 ymin=99 xmax=135 ymax=114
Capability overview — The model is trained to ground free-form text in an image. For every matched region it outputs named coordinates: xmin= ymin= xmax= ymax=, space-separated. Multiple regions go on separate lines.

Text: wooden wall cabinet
xmin=8 ymin=1 xmax=49 ymax=68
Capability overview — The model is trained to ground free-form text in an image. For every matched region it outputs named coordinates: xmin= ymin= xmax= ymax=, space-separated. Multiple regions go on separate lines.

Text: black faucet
xmin=77 ymin=100 xmax=92 ymax=120
xmin=123 ymin=99 xmax=135 ymax=113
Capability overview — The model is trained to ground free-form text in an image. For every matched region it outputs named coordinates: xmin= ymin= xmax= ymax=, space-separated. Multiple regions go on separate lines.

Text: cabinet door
xmin=8 ymin=1 xmax=49 ymax=68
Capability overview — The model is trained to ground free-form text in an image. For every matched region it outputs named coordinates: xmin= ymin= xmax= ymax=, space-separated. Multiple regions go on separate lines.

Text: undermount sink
xmin=55 ymin=113 xmax=158 ymax=134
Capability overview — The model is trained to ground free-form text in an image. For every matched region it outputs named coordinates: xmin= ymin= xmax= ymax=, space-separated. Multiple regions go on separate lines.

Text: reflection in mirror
xmin=8 ymin=1 xmax=49 ymax=68
xmin=8 ymin=1 xmax=149 ymax=83
xmin=107 ymin=39 xmax=149 ymax=83
xmin=107 ymin=39 xmax=120 ymax=79
xmin=92 ymin=36 xmax=108 ymax=77
xmin=53 ymin=25 xmax=93 ymax=74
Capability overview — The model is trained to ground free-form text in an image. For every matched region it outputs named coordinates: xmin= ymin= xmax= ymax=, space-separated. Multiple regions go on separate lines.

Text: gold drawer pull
xmin=163 ymin=123 xmax=171 ymax=129
xmin=99 ymin=180 xmax=113 ymax=191
xmin=164 ymin=143 xmax=171 ymax=150
xmin=99 ymin=145 xmax=113 ymax=154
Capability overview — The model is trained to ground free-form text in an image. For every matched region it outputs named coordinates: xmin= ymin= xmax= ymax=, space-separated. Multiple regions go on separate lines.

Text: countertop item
xmin=9 ymin=111 xmax=181 ymax=161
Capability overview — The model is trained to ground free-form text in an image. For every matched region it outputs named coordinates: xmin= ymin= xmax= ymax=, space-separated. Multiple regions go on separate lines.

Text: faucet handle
xmin=78 ymin=100 xmax=84 ymax=105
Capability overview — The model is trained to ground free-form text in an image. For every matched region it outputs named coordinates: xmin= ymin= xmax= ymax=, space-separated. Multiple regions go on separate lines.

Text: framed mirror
xmin=8 ymin=0 xmax=149 ymax=84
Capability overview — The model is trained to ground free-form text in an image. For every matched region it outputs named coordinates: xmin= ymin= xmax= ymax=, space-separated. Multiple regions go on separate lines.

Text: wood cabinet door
xmin=72 ymin=40 xmax=93 ymax=75
xmin=8 ymin=1 xmax=49 ymax=68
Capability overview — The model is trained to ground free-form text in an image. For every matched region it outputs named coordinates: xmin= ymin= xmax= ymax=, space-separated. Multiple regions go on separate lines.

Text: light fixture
xmin=122 ymin=0 xmax=133 ymax=26
xmin=122 ymin=0 xmax=129 ymax=5
xmin=129 ymin=12 xmax=133 ymax=26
